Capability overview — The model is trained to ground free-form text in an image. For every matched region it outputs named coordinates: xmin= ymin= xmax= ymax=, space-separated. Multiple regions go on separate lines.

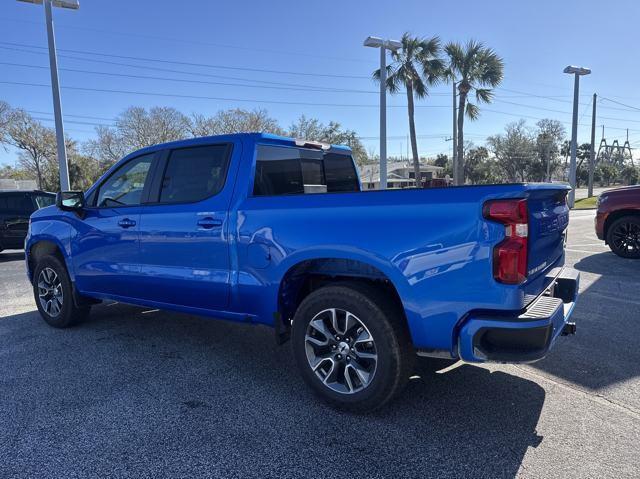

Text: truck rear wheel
xmin=292 ymin=282 xmax=413 ymax=412
xmin=33 ymin=255 xmax=90 ymax=328
xmin=606 ymin=216 xmax=640 ymax=259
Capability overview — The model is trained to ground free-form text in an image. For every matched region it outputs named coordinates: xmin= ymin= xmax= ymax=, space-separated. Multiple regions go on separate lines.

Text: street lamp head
xmin=364 ymin=36 xmax=384 ymax=48
xmin=364 ymin=36 xmax=402 ymax=51
xmin=17 ymin=0 xmax=80 ymax=9
xmin=385 ymin=39 xmax=402 ymax=52
xmin=563 ymin=65 xmax=591 ymax=76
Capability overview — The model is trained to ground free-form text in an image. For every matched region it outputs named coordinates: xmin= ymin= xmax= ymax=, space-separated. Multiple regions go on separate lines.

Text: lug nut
xmin=335 ymin=336 xmax=341 ymax=341
xmin=345 ymin=338 xmax=351 ymax=343
xmin=331 ymin=345 xmax=337 ymax=350
xmin=346 ymin=356 xmax=350 ymax=362
xmin=337 ymin=354 xmax=342 ymax=360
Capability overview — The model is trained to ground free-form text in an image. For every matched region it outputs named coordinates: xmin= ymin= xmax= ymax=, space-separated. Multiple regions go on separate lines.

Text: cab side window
xmin=158 ymin=144 xmax=231 ymax=204
xmin=34 ymin=194 xmax=55 ymax=209
xmin=96 ymin=154 xmax=154 ymax=207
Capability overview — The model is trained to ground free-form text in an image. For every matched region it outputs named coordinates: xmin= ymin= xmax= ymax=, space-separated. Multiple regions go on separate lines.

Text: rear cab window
xmin=253 ymin=145 xmax=360 ymax=196
xmin=157 ymin=144 xmax=231 ymax=204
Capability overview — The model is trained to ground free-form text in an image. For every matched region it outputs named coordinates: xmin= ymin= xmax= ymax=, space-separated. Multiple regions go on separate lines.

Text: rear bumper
xmin=457 ymin=267 xmax=579 ymax=363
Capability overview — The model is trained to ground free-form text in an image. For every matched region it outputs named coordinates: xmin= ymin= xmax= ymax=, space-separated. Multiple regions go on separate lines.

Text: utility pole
xmin=588 ymin=93 xmax=597 ymax=198
xmin=563 ymin=65 xmax=591 ymax=208
xmin=18 ymin=0 xmax=80 ymax=191
xmin=452 ymin=81 xmax=457 ymax=185
xmin=45 ymin=0 xmax=70 ymax=190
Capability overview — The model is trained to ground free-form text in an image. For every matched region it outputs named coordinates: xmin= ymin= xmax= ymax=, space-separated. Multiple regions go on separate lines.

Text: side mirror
xmin=56 ymin=191 xmax=85 ymax=212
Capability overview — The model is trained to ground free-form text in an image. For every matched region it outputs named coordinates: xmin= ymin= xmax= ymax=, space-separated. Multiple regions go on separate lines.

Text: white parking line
xmin=566 ymin=248 xmax=606 ymax=254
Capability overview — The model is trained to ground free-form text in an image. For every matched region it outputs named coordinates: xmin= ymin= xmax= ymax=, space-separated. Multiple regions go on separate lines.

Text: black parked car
xmin=0 ymin=190 xmax=55 ymax=252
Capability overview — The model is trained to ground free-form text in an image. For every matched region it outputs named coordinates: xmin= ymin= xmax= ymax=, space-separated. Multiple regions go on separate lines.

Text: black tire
xmin=606 ymin=215 xmax=640 ymax=259
xmin=32 ymin=255 xmax=90 ymax=328
xmin=292 ymin=282 xmax=414 ymax=412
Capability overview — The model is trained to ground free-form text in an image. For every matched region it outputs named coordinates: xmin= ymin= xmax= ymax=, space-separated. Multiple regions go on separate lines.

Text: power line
xmin=0 ymin=60 xmax=382 ymax=95
xmin=600 ymin=97 xmax=640 ymax=112
xmin=0 ymin=44 xmax=378 ymax=93
xmin=0 ymin=80 xmax=452 ymax=109
xmin=0 ymin=41 xmax=371 ymax=80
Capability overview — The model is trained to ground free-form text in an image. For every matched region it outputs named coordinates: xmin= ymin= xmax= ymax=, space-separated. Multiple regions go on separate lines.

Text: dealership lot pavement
xmin=1 ymin=209 xmax=638 ymax=478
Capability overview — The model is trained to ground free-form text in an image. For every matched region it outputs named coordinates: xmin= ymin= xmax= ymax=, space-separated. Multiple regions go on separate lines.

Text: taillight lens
xmin=483 ymin=199 xmax=528 ymax=284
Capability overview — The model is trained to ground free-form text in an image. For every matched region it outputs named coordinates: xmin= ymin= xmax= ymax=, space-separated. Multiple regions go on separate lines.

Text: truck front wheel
xmin=32 ymin=255 xmax=90 ymax=328
xmin=292 ymin=282 xmax=413 ymax=412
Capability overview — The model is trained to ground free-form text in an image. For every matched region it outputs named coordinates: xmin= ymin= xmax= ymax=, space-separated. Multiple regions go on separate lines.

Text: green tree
xmin=374 ymin=33 xmax=445 ymax=187
xmin=446 ymin=40 xmax=504 ymax=185
xmin=620 ymin=165 xmax=639 ymax=185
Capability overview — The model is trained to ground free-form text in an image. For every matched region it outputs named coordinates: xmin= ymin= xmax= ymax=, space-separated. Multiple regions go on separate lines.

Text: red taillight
xmin=483 ymin=199 xmax=528 ymax=284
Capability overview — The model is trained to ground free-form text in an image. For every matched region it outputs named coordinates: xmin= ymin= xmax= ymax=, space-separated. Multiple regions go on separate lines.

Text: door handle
xmin=118 ymin=218 xmax=136 ymax=228
xmin=197 ymin=217 xmax=222 ymax=229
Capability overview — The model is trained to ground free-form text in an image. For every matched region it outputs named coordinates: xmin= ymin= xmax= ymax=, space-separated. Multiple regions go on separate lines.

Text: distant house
xmin=0 ymin=179 xmax=38 ymax=191
xmin=358 ymin=161 xmax=447 ymax=190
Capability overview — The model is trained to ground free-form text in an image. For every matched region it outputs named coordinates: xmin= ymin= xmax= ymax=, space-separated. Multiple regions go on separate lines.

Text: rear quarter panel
xmin=232 ymin=183 xmax=549 ymax=354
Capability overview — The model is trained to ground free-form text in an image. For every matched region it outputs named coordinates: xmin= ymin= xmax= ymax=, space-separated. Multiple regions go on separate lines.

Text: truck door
xmin=73 ymin=153 xmax=156 ymax=298
xmin=136 ymin=142 xmax=237 ymax=311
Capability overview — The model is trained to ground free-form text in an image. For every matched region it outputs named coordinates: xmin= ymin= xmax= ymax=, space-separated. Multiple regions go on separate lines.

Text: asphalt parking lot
xmin=1 ymin=209 xmax=638 ymax=479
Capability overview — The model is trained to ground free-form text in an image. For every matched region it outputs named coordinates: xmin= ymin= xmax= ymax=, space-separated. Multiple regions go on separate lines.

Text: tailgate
xmin=524 ymin=187 xmax=570 ymax=298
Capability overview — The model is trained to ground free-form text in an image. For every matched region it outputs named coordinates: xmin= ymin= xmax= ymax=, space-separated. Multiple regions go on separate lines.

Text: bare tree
xmin=0 ymin=101 xmax=11 ymax=142
xmin=4 ymin=109 xmax=56 ymax=189
xmin=487 ymin=120 xmax=537 ymax=182
xmin=288 ymin=115 xmax=367 ymax=165
xmin=535 ymin=119 xmax=566 ymax=181
xmin=87 ymin=106 xmax=190 ymax=169
xmin=188 ymin=108 xmax=283 ymax=137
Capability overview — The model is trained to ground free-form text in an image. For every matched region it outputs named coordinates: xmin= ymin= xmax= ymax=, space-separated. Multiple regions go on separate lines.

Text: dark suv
xmin=0 ymin=190 xmax=55 ymax=252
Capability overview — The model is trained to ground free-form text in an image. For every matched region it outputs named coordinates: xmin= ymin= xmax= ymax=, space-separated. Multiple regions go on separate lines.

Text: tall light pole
xmin=452 ymin=80 xmax=457 ymax=184
xmin=364 ymin=36 xmax=402 ymax=190
xmin=563 ymin=65 xmax=591 ymax=207
xmin=588 ymin=93 xmax=597 ymax=198
xmin=17 ymin=0 xmax=79 ymax=191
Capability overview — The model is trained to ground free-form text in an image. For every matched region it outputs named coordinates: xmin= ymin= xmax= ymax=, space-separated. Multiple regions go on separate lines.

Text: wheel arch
xmin=27 ymin=239 xmax=69 ymax=281
xmin=275 ymin=255 xmax=411 ymax=344
xmin=604 ymin=209 xmax=640 ymax=241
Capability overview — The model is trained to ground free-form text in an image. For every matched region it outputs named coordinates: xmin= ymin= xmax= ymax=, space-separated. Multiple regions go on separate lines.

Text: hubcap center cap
xmin=337 ymin=341 xmax=350 ymax=356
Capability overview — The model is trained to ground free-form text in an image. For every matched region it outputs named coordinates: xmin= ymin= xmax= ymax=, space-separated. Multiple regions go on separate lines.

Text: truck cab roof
xmin=125 ymin=133 xmax=352 ymax=160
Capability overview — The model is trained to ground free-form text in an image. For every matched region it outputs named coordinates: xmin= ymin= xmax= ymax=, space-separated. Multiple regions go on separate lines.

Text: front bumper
xmin=458 ymin=267 xmax=579 ymax=363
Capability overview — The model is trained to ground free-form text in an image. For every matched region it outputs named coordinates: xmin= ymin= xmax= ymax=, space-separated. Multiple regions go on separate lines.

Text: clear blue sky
xmin=2 ymin=0 xmax=640 ymax=166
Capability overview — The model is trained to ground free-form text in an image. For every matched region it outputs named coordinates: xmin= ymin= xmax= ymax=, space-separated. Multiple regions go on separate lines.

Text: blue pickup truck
xmin=26 ymin=133 xmax=579 ymax=411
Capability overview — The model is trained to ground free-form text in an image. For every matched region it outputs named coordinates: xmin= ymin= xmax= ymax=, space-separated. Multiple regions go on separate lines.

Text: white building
xmin=358 ymin=161 xmax=446 ymax=190
xmin=0 ymin=179 xmax=38 ymax=191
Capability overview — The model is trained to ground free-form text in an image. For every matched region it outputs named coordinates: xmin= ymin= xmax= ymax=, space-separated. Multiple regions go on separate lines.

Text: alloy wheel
xmin=612 ymin=221 xmax=640 ymax=254
xmin=38 ymin=267 xmax=64 ymax=317
xmin=304 ymin=308 xmax=378 ymax=394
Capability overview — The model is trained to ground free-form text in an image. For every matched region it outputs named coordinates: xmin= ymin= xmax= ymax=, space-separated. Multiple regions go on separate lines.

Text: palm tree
xmin=374 ymin=33 xmax=444 ymax=188
xmin=446 ymin=40 xmax=504 ymax=185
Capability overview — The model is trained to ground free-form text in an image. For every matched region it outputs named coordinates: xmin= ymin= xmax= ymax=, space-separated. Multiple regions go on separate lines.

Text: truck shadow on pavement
xmin=531 ymin=251 xmax=640 ymax=390
xmin=0 ymin=305 xmax=545 ymax=479
xmin=0 ymin=251 xmax=24 ymax=263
